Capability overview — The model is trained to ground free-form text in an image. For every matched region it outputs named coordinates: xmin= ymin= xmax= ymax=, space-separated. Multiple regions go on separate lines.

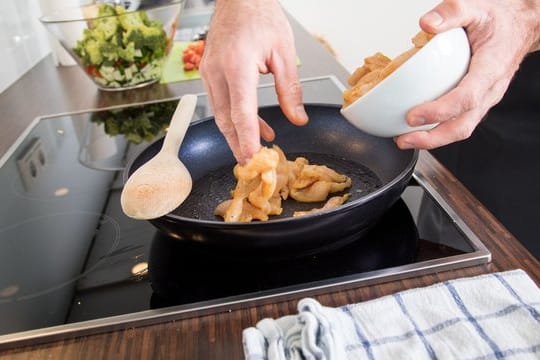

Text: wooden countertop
xmin=1 ymin=13 xmax=539 ymax=360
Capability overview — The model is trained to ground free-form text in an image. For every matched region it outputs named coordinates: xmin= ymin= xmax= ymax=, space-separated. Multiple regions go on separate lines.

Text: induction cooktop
xmin=0 ymin=75 xmax=490 ymax=349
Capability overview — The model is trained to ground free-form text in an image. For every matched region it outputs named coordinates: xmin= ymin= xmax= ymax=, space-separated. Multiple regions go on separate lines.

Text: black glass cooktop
xmin=0 ymin=76 xmax=490 ymax=348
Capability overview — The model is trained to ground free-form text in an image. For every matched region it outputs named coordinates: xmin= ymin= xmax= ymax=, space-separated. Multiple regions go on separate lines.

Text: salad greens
xmin=91 ymin=100 xmax=178 ymax=144
xmin=74 ymin=4 xmax=168 ymax=88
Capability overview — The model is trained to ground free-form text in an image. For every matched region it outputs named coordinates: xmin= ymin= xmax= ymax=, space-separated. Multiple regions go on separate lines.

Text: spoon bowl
xmin=121 ymin=94 xmax=197 ymax=219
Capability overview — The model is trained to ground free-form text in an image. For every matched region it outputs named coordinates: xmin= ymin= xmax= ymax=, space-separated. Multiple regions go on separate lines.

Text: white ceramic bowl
xmin=340 ymin=27 xmax=471 ymax=137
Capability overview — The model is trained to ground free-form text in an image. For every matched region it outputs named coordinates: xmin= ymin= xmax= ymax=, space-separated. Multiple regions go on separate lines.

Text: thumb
xmin=420 ymin=1 xmax=472 ymax=33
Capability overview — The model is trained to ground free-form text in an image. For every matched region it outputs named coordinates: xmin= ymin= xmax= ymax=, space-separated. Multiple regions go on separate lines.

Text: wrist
xmin=526 ymin=0 xmax=540 ymax=52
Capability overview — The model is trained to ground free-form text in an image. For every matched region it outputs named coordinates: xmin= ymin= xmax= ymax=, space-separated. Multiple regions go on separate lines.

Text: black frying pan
xmin=125 ymin=104 xmax=418 ymax=258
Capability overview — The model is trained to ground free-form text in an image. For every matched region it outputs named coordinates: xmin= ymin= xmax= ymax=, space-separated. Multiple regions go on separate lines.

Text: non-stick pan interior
xmin=179 ymin=152 xmax=382 ymax=220
xmin=127 ymin=104 xmax=416 ymax=222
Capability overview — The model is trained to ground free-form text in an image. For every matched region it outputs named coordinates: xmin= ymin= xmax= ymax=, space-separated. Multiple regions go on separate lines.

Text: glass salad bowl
xmin=40 ymin=0 xmax=184 ymax=91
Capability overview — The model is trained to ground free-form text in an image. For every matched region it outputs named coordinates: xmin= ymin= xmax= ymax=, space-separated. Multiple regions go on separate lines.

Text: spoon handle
xmin=161 ymin=94 xmax=198 ymax=155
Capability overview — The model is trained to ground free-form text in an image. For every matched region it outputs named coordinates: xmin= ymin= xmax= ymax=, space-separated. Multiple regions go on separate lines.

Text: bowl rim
xmin=342 ymin=27 xmax=469 ymax=112
xmin=39 ymin=0 xmax=185 ymax=24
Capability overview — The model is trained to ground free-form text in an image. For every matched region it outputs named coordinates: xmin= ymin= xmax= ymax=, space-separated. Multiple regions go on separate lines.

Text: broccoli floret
xmin=118 ymin=42 xmax=136 ymax=62
xmin=117 ymin=9 xmax=167 ymax=56
xmin=99 ymin=41 xmax=120 ymax=62
xmin=73 ymin=3 xmax=168 ymax=86
xmin=117 ymin=10 xmax=148 ymax=33
xmin=77 ymin=38 xmax=103 ymax=64
xmin=123 ymin=26 xmax=166 ymax=53
xmin=97 ymin=3 xmax=117 ymax=17
xmin=92 ymin=16 xmax=119 ymax=40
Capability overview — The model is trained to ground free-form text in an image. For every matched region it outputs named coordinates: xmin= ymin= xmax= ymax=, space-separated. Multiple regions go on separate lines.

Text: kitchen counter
xmin=1 ymin=11 xmax=539 ymax=360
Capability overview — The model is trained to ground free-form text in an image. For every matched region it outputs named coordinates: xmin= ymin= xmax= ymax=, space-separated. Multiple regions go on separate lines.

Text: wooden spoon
xmin=121 ymin=94 xmax=197 ymax=220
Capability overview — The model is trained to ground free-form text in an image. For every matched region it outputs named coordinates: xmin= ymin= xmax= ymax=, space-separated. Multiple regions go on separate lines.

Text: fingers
xmin=396 ymin=107 xmax=483 ymax=149
xmin=406 ymin=17 xmax=516 ymax=147
xmin=259 ymin=116 xmax=276 ymax=142
xmin=420 ymin=0 xmax=473 ymax=33
xmin=198 ymin=0 xmax=305 ymax=164
xmin=395 ymin=0 xmax=537 ymax=150
xmin=200 ymin=69 xmax=244 ymax=160
xmin=201 ymin=52 xmax=280 ymax=164
xmin=201 ymin=53 xmax=261 ymax=164
xmin=275 ymin=76 xmax=309 ymax=127
xmin=402 ymin=0 xmax=524 ymax=149
xmin=402 ymin=62 xmax=496 ymax=149
xmin=225 ymin=61 xmax=263 ymax=163
xmin=270 ymin=44 xmax=309 ymax=127
xmin=406 ymin=74 xmax=484 ymax=128
xmin=408 ymin=47 xmax=510 ymax=127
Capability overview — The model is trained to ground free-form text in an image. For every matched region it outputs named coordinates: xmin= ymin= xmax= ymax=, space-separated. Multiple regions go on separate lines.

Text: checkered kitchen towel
xmin=243 ymin=270 xmax=540 ymax=359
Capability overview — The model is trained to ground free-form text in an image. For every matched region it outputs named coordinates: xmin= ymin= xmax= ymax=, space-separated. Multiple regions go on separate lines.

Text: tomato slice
xmin=182 ymin=40 xmax=206 ymax=71
xmin=86 ymin=65 xmax=102 ymax=78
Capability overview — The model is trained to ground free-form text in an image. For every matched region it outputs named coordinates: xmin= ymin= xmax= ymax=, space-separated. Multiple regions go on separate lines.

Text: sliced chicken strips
xmin=215 ymin=145 xmax=352 ymax=222
xmin=293 ymin=194 xmax=351 ymax=217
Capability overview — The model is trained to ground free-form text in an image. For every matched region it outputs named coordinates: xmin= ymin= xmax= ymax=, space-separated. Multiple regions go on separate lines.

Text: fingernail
xmin=394 ymin=136 xmax=413 ymax=149
xmin=423 ymin=11 xmax=443 ymax=27
xmin=399 ymin=141 xmax=414 ymax=150
xmin=296 ymin=105 xmax=308 ymax=123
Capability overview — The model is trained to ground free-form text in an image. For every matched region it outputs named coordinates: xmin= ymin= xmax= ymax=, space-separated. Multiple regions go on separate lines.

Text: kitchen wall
xmin=0 ymin=0 xmax=439 ymax=94
xmin=0 ymin=1 xmax=51 ymax=94
xmin=279 ymin=0 xmax=438 ymax=73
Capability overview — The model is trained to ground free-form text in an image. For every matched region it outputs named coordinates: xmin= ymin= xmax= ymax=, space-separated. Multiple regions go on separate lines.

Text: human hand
xmin=395 ymin=0 xmax=540 ymax=150
xmin=199 ymin=0 xmax=308 ymax=164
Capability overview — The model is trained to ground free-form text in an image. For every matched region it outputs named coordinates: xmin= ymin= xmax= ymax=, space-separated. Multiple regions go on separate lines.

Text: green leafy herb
xmin=91 ymin=100 xmax=178 ymax=144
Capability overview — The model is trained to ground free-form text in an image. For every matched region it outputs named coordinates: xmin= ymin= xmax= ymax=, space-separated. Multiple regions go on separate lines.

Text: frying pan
xmin=125 ymin=104 xmax=418 ymax=259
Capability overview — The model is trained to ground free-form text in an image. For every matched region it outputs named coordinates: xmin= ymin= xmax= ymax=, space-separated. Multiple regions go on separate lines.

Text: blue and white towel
xmin=243 ymin=269 xmax=540 ymax=359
